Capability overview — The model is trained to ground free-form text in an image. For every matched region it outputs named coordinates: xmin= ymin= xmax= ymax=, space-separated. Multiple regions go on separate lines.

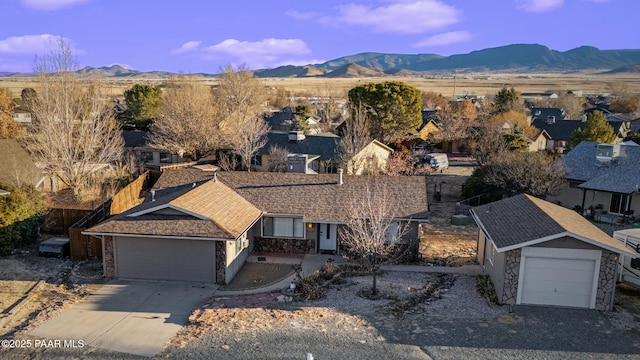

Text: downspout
xmin=581 ymin=188 xmax=587 ymax=216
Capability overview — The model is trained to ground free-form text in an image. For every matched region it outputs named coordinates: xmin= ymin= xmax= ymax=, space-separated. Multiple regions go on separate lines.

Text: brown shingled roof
xmin=471 ymin=194 xmax=634 ymax=255
xmin=216 ymin=171 xmax=428 ymax=223
xmin=86 ymin=179 xmax=262 ymax=239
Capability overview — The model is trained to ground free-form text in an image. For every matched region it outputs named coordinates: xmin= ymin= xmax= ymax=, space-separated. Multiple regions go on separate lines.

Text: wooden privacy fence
xmin=68 ymin=171 xmax=152 ymax=260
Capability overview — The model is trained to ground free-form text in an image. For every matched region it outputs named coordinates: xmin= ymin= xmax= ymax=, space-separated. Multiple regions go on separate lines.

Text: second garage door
xmin=518 ymin=247 xmax=601 ymax=309
xmin=115 ymin=236 xmax=216 ymax=282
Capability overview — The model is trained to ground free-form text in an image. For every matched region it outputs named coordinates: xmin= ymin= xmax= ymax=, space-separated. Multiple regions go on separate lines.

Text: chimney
xmin=337 ymin=168 xmax=344 ymax=185
xmin=288 ymin=131 xmax=305 ymax=142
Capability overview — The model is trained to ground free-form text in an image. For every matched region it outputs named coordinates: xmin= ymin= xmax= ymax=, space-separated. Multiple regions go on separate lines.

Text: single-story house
xmin=84 ymin=169 xmax=428 ymax=284
xmin=0 ymin=139 xmax=44 ymax=189
xmin=526 ymin=128 xmax=551 ymax=152
xmin=252 ymin=132 xmax=340 ymax=173
xmin=471 ymin=194 xmax=637 ymax=311
xmin=122 ymin=130 xmax=185 ymax=174
xmin=346 ymin=139 xmax=393 ymax=175
xmin=11 ymin=99 xmax=33 ymax=124
xmin=417 ymin=110 xmax=441 ymax=141
xmin=547 ymin=141 xmax=640 ymax=221
xmin=264 ymin=107 xmax=322 ymax=134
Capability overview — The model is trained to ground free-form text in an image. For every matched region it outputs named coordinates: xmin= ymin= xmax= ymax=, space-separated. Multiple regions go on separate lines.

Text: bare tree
xmin=214 ymin=65 xmax=268 ymax=171
xmin=338 ymin=103 xmax=371 ymax=175
xmin=340 ymin=180 xmax=413 ymax=297
xmin=267 ymin=145 xmax=288 ymax=172
xmin=550 ymin=91 xmax=586 ymax=119
xmin=151 ymin=75 xmax=220 ymax=160
xmin=25 ymin=40 xmax=124 ymax=201
xmin=314 ymin=85 xmax=344 ymax=127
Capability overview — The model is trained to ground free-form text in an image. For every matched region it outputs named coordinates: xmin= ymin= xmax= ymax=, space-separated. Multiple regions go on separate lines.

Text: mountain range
xmin=2 ymin=44 xmax=640 ymax=79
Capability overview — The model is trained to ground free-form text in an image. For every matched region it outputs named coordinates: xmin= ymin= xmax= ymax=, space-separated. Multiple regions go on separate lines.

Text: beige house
xmin=347 ymin=140 xmax=393 ymax=175
xmin=84 ymin=169 xmax=429 ymax=285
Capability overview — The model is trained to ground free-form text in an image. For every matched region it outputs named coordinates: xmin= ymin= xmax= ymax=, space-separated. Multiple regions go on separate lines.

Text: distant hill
xmin=321 ymin=63 xmax=384 ymax=78
xmin=3 ymin=44 xmax=640 ymax=79
xmin=602 ymin=64 xmax=640 ymax=74
xmin=255 ymin=65 xmax=328 ymax=78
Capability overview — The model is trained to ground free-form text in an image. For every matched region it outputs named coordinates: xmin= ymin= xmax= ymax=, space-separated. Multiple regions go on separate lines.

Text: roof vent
xmin=151 ymin=190 xmax=156 ymax=202
xmin=288 ymin=131 xmax=305 ymax=142
xmin=337 ymin=168 xmax=344 ymax=186
xmin=546 ymin=116 xmax=555 ymax=124
xmin=535 ymin=110 xmax=541 ymax=116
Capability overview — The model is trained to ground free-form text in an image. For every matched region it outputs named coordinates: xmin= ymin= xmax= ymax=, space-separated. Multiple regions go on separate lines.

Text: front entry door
xmin=319 ymin=223 xmax=337 ymax=251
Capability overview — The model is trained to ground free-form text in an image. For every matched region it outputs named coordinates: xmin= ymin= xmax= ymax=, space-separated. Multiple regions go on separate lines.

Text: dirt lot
xmin=420 ymin=163 xmax=478 ymax=266
xmin=0 ymin=241 xmax=104 ymax=339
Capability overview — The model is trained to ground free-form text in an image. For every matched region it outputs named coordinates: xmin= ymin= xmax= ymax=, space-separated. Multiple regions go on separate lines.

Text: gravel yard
xmin=161 ymin=270 xmax=640 ymax=360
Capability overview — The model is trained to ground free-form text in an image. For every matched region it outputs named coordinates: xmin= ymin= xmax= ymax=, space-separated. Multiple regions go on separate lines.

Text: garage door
xmin=115 ymin=237 xmax=215 ymax=282
xmin=518 ymin=247 xmax=601 ymax=309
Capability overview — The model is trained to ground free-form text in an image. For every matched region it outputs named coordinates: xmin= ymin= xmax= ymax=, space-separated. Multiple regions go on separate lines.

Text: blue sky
xmin=0 ymin=0 xmax=637 ymax=73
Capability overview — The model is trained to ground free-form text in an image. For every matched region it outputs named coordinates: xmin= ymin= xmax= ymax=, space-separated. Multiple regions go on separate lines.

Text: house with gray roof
xmin=84 ymin=168 xmax=428 ymax=284
xmin=471 ymin=193 xmax=636 ymax=311
xmin=547 ymin=141 xmax=640 ymax=222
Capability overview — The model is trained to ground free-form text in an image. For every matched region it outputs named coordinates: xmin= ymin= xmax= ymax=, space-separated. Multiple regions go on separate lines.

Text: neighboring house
xmin=530 ymin=107 xmax=567 ymax=124
xmin=84 ymin=168 xmax=429 ymax=284
xmin=530 ymin=117 xmax=581 ymax=151
xmin=264 ymin=107 xmax=322 ymax=134
xmin=417 ymin=110 xmax=441 ymax=141
xmin=11 ymin=99 xmax=33 ymax=124
xmin=0 ymin=139 xmax=44 ymax=188
xmin=252 ymin=132 xmax=340 ymax=174
xmin=346 ymin=140 xmax=393 ymax=175
xmin=526 ymin=129 xmax=551 ymax=152
xmin=122 ymin=130 xmax=184 ymax=173
xmin=471 ymin=193 xmax=636 ymax=311
xmin=547 ymin=141 xmax=640 ymax=221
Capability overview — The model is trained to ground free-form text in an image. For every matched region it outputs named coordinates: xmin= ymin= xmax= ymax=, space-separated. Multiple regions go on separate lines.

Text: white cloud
xmin=285 ymin=10 xmax=320 ymax=20
xmin=518 ymin=0 xmax=564 ymax=13
xmin=171 ymin=41 xmax=202 ymax=55
xmin=206 ymin=38 xmax=310 ymax=57
xmin=413 ymin=30 xmax=472 ymax=47
xmin=333 ymin=0 xmax=461 ymax=34
xmin=21 ymin=0 xmax=87 ymax=11
xmin=0 ymin=34 xmax=78 ymax=55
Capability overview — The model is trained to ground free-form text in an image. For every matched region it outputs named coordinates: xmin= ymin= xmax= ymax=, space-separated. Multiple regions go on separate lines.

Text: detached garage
xmin=471 ymin=194 xmax=637 ymax=311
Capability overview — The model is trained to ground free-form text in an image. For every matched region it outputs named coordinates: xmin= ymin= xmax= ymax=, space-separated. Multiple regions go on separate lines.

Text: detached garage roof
xmin=85 ymin=179 xmax=262 ymax=240
xmin=471 ymin=194 xmax=635 ymax=256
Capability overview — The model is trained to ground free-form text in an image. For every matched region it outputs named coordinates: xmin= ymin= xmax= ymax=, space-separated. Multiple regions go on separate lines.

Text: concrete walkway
xmin=30 ymin=280 xmax=216 ymax=357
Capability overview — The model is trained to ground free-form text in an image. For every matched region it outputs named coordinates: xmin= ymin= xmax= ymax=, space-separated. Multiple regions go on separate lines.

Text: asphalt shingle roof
xmin=122 ymin=131 xmax=150 ymax=148
xmin=86 ymin=178 xmax=262 ymax=239
xmin=471 ymin=194 xmax=633 ymax=255
xmin=0 ymin=139 xmax=43 ymax=188
xmin=530 ymin=118 xmax=582 ymax=140
xmin=259 ymin=133 xmax=340 ymax=160
xmin=86 ymin=169 xmax=429 ymax=238
xmin=562 ymin=141 xmax=640 ymax=193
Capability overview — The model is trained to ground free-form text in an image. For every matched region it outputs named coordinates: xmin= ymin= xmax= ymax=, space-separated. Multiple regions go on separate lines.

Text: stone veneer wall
xmin=502 ymin=248 xmax=521 ymax=305
xmin=104 ymin=236 xmax=115 ymax=278
xmin=596 ymin=251 xmax=618 ymax=311
xmin=254 ymin=237 xmax=314 ymax=254
xmin=215 ymin=242 xmax=225 ymax=285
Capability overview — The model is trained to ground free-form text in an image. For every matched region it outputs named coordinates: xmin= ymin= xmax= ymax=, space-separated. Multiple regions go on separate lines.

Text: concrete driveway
xmin=30 ymin=280 xmax=217 ymax=357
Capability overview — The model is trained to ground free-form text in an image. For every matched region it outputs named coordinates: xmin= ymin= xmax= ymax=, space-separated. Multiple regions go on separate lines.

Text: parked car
xmin=424 ymin=153 xmax=449 ymax=172
xmin=38 ymin=237 xmax=70 ymax=258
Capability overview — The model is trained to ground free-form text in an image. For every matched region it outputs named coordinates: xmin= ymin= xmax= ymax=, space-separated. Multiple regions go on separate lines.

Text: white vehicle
xmin=424 ymin=153 xmax=449 ymax=172
xmin=614 ymin=229 xmax=640 ymax=288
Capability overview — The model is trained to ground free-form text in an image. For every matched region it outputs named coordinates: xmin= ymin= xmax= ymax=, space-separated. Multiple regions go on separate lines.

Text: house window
xmin=251 ymin=155 xmax=262 ymax=166
xmin=160 ymin=152 xmax=172 ymax=163
xmin=263 ymin=216 xmax=304 ymax=238
xmin=610 ymin=193 xmax=631 ymax=215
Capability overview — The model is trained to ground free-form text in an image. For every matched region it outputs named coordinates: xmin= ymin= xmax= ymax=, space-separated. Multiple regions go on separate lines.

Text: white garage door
xmin=115 ymin=237 xmax=215 ymax=282
xmin=518 ymin=247 xmax=601 ymax=309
